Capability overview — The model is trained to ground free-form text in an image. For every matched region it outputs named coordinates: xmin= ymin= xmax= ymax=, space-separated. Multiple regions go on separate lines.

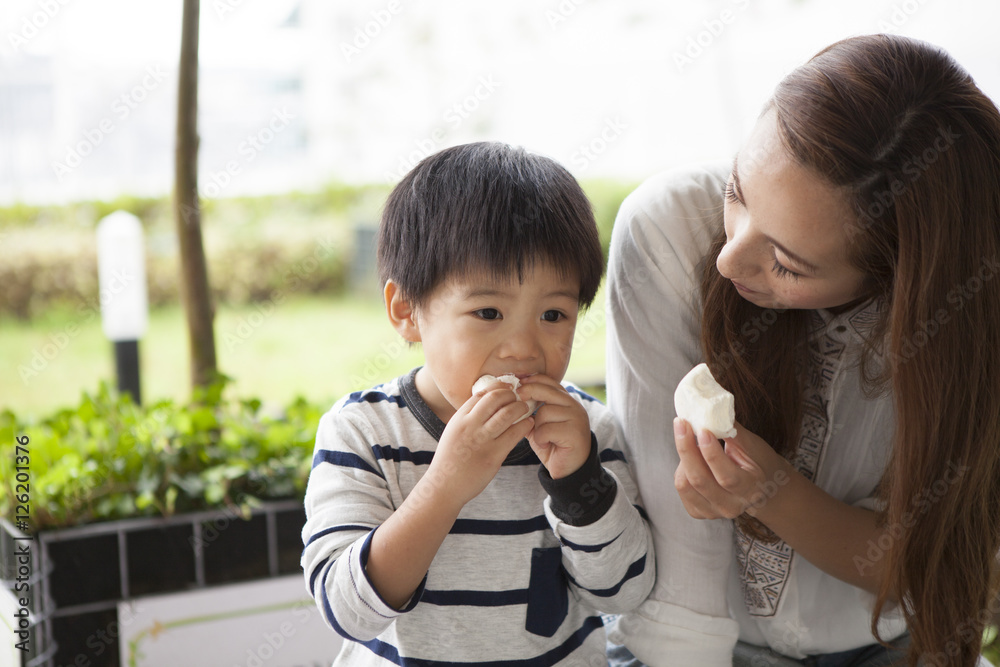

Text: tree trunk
xmin=173 ymin=0 xmax=217 ymax=392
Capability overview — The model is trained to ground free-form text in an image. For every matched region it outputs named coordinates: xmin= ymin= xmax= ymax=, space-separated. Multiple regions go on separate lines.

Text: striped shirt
xmin=301 ymin=368 xmax=655 ymax=666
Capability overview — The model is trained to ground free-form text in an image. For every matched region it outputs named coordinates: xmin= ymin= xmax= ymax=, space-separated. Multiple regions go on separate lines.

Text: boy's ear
xmin=384 ymin=280 xmax=421 ymax=343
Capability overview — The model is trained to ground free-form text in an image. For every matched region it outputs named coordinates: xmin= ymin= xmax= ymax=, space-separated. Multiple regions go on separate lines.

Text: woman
xmin=605 ymin=34 xmax=1000 ymax=667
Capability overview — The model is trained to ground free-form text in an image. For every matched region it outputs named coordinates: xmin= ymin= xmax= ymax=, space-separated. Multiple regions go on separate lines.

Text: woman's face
xmin=718 ymin=110 xmax=867 ymax=311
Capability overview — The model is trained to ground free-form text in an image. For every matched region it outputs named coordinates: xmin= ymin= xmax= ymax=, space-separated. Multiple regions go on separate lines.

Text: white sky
xmin=1 ymin=0 xmax=999 ymax=204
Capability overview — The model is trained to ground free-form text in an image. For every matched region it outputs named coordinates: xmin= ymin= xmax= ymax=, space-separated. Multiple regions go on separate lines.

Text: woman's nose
xmin=716 ymin=216 xmax=758 ymax=281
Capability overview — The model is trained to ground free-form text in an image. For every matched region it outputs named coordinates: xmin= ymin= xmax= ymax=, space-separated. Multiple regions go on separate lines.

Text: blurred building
xmin=0 ymin=0 xmax=998 ymax=205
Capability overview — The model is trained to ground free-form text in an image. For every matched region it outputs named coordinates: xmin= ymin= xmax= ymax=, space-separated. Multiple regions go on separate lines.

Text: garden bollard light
xmin=97 ymin=211 xmax=149 ymax=405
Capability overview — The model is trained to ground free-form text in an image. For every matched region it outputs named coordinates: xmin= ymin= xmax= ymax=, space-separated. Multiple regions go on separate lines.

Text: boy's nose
xmin=498 ymin=329 xmax=541 ymax=361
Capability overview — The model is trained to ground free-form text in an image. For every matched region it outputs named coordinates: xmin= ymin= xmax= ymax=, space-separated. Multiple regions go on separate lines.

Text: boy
xmin=301 ymin=142 xmax=654 ymax=665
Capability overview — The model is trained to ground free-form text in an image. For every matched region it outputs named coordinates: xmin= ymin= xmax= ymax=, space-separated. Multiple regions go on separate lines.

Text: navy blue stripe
xmin=502 ymin=449 xmax=542 ymax=466
xmin=568 ymin=554 xmax=647 ymax=598
xmin=450 ymin=515 xmax=550 ymax=536
xmin=566 ymin=386 xmax=600 ymax=403
xmin=560 ymin=530 xmax=623 ymax=553
xmin=320 ymin=558 xmax=363 ymax=643
xmin=599 ymin=449 xmax=627 ymax=463
xmin=308 ymin=555 xmax=331 ymax=595
xmin=371 ymin=444 xmax=435 ymax=465
xmin=312 ymin=449 xmax=383 ymax=476
xmin=358 ymin=615 xmax=604 ymax=666
xmin=420 ymin=588 xmax=529 ymax=607
xmin=305 ymin=524 xmax=370 ymax=547
xmin=342 ymin=391 xmax=406 ymax=408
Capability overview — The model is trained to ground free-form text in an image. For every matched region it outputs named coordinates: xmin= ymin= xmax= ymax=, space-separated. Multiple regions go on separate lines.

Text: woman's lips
xmin=732 ymin=281 xmax=756 ymax=294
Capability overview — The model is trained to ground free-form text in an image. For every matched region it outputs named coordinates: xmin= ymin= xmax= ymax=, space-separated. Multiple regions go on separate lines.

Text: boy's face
xmin=402 ymin=262 xmax=580 ymax=423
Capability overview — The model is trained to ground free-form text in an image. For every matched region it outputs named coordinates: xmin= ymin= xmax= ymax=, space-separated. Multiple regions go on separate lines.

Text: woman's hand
xmin=673 ymin=418 xmax=793 ymax=521
xmin=673 ymin=417 xmax=891 ymax=595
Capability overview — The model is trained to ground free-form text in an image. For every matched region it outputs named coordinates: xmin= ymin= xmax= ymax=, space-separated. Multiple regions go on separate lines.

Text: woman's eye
xmin=771 ymin=259 xmax=801 ymax=281
xmin=724 ymin=179 xmax=742 ymax=205
xmin=475 ymin=308 xmax=501 ymax=320
xmin=541 ymin=310 xmax=564 ymax=322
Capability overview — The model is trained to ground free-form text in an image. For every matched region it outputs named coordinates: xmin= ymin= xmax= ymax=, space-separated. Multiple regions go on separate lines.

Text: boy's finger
xmin=528 ymin=403 xmax=577 ymax=427
xmin=469 ymin=384 xmax=519 ymax=414
xmin=515 ymin=381 xmax=571 ymax=406
xmin=483 ymin=399 xmax=534 ymax=435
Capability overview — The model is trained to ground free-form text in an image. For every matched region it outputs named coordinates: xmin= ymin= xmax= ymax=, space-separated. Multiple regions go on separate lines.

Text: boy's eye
xmin=541 ymin=310 xmax=564 ymax=322
xmin=474 ymin=308 xmax=501 ymax=320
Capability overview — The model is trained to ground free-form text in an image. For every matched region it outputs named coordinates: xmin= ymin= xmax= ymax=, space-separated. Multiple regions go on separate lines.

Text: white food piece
xmin=673 ymin=363 xmax=737 ymax=439
xmin=473 ymin=374 xmax=538 ymax=424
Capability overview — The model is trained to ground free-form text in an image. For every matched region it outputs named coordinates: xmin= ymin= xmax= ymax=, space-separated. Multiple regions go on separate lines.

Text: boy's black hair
xmin=377 ymin=141 xmax=603 ymax=308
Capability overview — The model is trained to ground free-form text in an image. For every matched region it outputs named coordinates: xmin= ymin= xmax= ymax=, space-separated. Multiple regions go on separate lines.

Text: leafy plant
xmin=985 ymin=624 xmax=999 ymax=665
xmin=0 ymin=376 xmax=321 ymax=531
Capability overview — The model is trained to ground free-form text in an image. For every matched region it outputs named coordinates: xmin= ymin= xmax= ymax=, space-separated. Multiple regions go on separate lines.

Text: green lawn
xmin=1 ymin=292 xmax=607 ymax=420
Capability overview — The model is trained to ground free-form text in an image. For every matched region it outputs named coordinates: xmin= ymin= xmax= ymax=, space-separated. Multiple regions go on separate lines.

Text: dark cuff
xmin=538 ymin=433 xmax=617 ymax=527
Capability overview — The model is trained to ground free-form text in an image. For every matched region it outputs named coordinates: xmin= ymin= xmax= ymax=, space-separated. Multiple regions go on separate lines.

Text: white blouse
xmin=604 ymin=165 xmax=907 ymax=665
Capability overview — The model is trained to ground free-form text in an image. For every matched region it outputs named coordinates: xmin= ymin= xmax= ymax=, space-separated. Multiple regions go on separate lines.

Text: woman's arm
xmin=673 ymin=418 xmax=892 ymax=597
xmin=605 ymin=165 xmax=739 ymax=667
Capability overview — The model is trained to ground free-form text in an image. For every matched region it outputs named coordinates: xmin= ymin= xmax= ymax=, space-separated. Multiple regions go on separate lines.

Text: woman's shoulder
xmin=619 ymin=163 xmax=730 ymax=224
xmin=613 ymin=162 xmax=730 ymax=258
xmin=610 ymin=163 xmax=730 ymax=289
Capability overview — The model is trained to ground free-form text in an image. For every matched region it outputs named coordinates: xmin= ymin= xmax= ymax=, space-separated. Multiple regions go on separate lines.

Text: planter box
xmin=0 ymin=500 xmax=305 ymax=667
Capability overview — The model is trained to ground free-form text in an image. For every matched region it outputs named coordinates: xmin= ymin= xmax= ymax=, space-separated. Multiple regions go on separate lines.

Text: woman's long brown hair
xmin=700 ymin=34 xmax=1000 ymax=666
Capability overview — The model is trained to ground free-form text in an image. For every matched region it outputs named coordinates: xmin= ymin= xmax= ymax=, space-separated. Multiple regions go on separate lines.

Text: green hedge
xmin=0 ymin=179 xmax=637 ymax=322
xmin=0 ymin=377 xmax=321 ymax=530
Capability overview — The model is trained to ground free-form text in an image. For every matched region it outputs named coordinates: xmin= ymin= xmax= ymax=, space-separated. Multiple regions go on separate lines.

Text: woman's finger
xmin=674 ymin=419 xmax=749 ymax=518
xmin=696 ymin=429 xmax=751 ymax=493
xmin=674 ymin=467 xmax=713 ymax=519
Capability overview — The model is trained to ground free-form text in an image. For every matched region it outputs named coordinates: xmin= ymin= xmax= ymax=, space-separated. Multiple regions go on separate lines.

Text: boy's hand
xmin=427 ymin=381 xmax=534 ymax=509
xmin=517 ymin=375 xmax=591 ymax=479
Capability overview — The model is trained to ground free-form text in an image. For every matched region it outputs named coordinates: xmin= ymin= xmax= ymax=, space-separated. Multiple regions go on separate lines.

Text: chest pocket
xmin=525 ymin=546 xmax=568 ymax=637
